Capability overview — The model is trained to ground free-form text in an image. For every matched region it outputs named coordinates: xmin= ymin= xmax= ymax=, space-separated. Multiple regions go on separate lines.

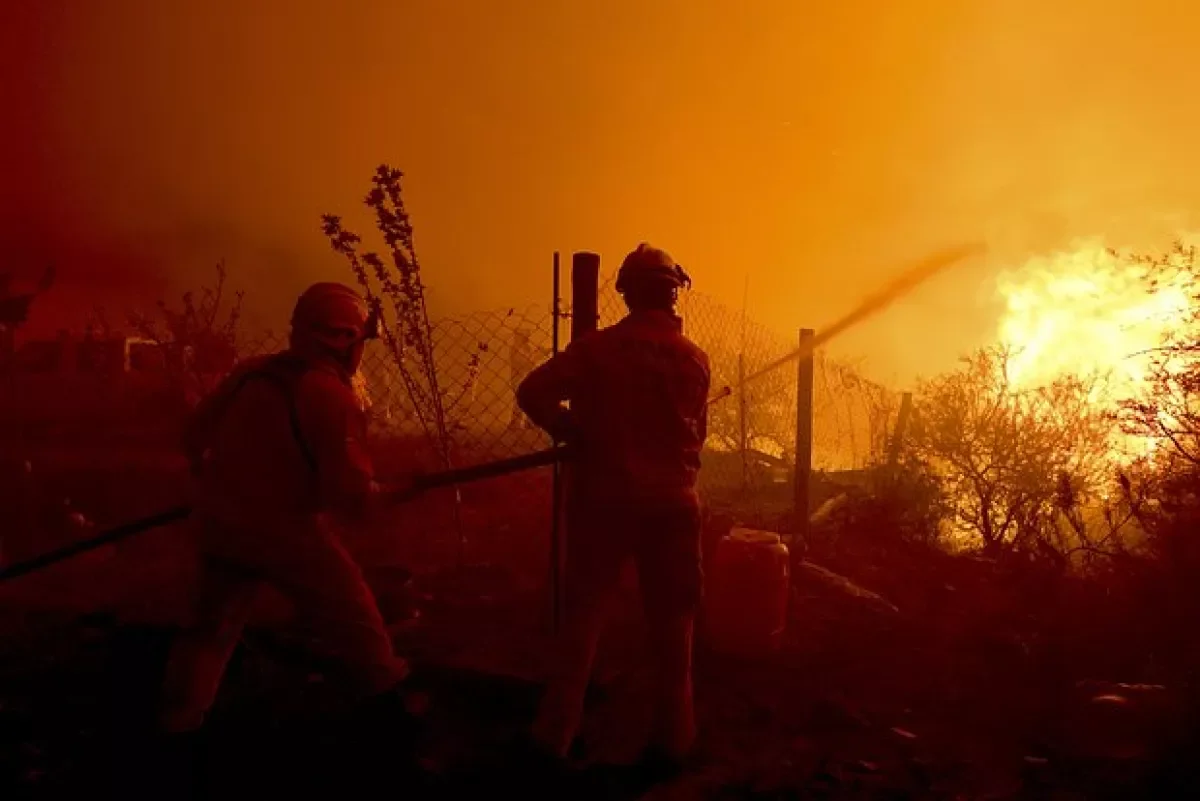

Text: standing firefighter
xmin=518 ymin=244 xmax=711 ymax=770
xmin=159 ymin=282 xmax=418 ymax=735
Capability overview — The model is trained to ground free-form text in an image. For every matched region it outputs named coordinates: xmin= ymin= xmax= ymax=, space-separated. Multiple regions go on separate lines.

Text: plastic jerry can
xmin=704 ymin=528 xmax=790 ymax=657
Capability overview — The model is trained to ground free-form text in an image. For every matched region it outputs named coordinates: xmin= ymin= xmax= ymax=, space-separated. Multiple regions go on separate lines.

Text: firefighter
xmin=517 ymin=244 xmax=711 ymax=772
xmin=158 ymin=282 xmax=419 ymax=735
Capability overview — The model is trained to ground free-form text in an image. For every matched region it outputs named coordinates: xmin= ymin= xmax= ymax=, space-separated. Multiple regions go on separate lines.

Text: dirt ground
xmin=3 ymin=445 xmax=1200 ymax=799
xmin=3 ymin=553 xmax=1199 ymax=800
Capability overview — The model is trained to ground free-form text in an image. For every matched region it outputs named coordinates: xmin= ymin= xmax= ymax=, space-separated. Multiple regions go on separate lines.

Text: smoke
xmin=5 ymin=1 xmax=1200 ymax=380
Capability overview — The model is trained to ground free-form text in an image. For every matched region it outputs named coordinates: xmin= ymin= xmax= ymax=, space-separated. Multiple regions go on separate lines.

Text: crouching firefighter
xmin=517 ymin=244 xmax=712 ymax=771
xmin=159 ymin=282 xmax=420 ymax=736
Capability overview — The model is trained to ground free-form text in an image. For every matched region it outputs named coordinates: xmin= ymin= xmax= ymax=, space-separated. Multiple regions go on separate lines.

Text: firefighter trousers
xmin=158 ymin=520 xmax=407 ymax=733
xmin=532 ymin=501 xmax=702 ymax=760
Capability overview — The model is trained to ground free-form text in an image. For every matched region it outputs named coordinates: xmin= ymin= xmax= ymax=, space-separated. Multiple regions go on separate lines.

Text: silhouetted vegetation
xmin=125 ymin=259 xmax=245 ymax=404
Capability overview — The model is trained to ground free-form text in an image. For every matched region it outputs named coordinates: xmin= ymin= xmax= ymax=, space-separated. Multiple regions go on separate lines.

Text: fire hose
xmin=0 ymin=242 xmax=984 ymax=585
xmin=0 ymin=446 xmax=568 ymax=583
xmin=706 ymin=242 xmax=984 ymax=405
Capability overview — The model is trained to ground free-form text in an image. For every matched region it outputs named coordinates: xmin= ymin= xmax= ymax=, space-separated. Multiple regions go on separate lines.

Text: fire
xmin=994 ymin=239 xmax=1196 ymax=458
xmin=996 ymin=241 xmax=1193 ymax=394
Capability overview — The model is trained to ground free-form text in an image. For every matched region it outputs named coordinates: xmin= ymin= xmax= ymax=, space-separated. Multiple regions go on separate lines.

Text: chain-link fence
xmin=594 ymin=280 xmax=898 ymax=489
xmin=240 ymin=285 xmax=898 ymax=481
xmin=1 ymin=285 xmax=899 ymax=573
xmin=244 ymin=304 xmax=559 ymax=467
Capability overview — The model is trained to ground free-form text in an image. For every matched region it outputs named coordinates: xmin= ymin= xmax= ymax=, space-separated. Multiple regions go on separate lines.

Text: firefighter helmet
xmin=615 ymin=243 xmax=692 ymax=295
xmin=290 ymin=282 xmax=379 ymax=351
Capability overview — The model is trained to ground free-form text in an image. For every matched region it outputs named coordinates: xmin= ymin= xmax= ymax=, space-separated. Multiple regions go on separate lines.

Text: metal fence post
xmin=550 ymin=253 xmax=563 ymax=634
xmin=793 ymin=328 xmax=815 ymax=562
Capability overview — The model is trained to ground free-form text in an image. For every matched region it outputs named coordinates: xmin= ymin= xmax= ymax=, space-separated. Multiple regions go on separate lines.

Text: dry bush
xmin=322 ymin=166 xmax=486 ymax=561
xmin=321 ymin=166 xmax=486 ymax=461
xmin=1110 ymin=241 xmax=1200 ymax=569
xmin=906 ymin=345 xmax=1127 ymax=565
xmin=835 ymin=242 xmax=1200 ymax=691
xmin=125 ymin=260 xmax=245 ymax=407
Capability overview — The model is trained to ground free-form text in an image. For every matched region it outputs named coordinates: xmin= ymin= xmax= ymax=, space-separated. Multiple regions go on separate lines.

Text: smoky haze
xmin=4 ymin=0 xmax=1199 ymax=384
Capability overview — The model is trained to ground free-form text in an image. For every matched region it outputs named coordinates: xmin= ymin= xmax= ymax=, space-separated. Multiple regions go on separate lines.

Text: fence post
xmin=550 ymin=253 xmax=563 ymax=635
xmin=551 ymin=252 xmax=600 ymax=635
xmin=793 ymin=328 xmax=815 ymax=562
xmin=570 ymin=252 xmax=601 ymax=341
xmin=887 ymin=392 xmax=914 ymax=470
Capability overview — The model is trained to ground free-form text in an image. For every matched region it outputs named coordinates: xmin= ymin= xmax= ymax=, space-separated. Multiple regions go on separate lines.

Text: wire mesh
xmin=595 ymin=278 xmax=898 ymax=488
xmin=2 ymin=285 xmax=899 ymax=572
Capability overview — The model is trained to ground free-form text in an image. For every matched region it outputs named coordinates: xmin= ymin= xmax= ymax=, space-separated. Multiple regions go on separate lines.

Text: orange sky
xmin=4 ymin=0 xmax=1200 ymax=385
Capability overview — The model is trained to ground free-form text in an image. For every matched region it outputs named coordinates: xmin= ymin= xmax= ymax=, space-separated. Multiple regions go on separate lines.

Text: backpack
xmin=219 ymin=352 xmax=319 ymax=473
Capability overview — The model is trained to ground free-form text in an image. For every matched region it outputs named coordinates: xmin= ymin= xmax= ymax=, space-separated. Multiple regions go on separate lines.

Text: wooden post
xmin=552 ymin=252 xmax=600 ymax=635
xmin=887 ymin=392 xmax=914 ymax=470
xmin=793 ymin=328 xmax=815 ymax=560
xmin=570 ymin=252 xmax=601 ymax=341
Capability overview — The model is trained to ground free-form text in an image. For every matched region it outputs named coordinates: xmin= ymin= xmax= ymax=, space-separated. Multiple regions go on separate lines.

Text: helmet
xmin=615 ymin=243 xmax=692 ymax=295
xmin=290 ymin=283 xmax=378 ymax=352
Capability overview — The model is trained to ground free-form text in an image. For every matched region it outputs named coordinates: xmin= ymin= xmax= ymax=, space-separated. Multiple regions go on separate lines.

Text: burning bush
xmin=904 ymin=346 xmax=1128 ymax=565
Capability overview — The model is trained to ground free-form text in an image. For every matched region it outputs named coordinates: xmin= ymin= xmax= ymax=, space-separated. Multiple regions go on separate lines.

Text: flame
xmin=994 ymin=239 xmax=1196 ymax=459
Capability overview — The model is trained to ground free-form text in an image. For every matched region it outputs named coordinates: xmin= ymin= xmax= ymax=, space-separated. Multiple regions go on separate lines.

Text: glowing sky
xmin=5 ymin=0 xmax=1200 ymax=384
